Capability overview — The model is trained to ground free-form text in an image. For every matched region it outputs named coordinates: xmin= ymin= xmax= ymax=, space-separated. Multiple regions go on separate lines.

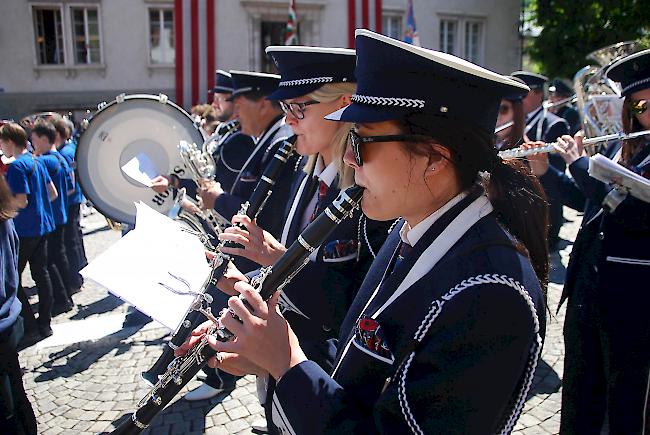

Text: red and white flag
xmin=285 ymin=0 xmax=299 ymax=45
xmin=347 ymin=0 xmax=383 ymax=48
xmin=174 ymin=0 xmax=216 ymax=109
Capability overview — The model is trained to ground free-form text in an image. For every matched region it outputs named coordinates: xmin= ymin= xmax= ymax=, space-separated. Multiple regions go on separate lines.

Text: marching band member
xmin=548 ymin=78 xmax=581 ymax=135
xmin=53 ymin=116 xmax=88 ymax=290
xmin=512 ymin=71 xmax=579 ymax=248
xmin=184 ymin=30 xmax=549 ymax=433
xmin=0 ymin=122 xmax=57 ymax=340
xmin=214 ymin=45 xmax=393 ymax=433
xmin=197 ymin=71 xmax=301 ymax=240
xmin=495 ymin=91 xmax=525 ymax=150
xmin=559 ymin=48 xmax=650 ymax=435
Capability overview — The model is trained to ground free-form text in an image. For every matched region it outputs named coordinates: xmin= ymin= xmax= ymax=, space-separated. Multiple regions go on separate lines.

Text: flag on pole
xmin=347 ymin=0 xmax=383 ymax=48
xmin=285 ymin=0 xmax=299 ymax=45
xmin=404 ymin=0 xmax=420 ymax=47
xmin=174 ymin=0 xmax=216 ymax=109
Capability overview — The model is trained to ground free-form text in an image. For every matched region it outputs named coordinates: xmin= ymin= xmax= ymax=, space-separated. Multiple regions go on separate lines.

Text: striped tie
xmin=309 ymin=180 xmax=328 ymax=222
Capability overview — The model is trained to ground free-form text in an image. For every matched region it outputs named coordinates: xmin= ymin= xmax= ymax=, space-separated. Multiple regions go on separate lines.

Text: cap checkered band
xmin=352 ymin=94 xmax=426 ymax=108
xmin=279 ymin=76 xmax=334 ymax=87
xmin=623 ymin=77 xmax=650 ymax=94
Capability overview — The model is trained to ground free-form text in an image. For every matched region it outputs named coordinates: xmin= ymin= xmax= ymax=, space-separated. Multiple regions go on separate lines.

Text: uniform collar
xmin=399 ymin=191 xmax=468 ymax=247
xmin=313 ymin=155 xmax=337 ymax=187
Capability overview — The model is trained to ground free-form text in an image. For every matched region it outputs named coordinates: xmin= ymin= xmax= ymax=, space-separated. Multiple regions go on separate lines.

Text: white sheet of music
xmin=120 ymin=152 xmax=159 ymax=187
xmin=81 ymin=202 xmax=212 ymax=330
xmin=589 ymin=154 xmax=650 ymax=203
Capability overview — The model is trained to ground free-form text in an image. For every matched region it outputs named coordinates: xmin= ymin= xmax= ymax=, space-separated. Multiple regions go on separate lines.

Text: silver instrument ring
xmin=325 ymin=208 xmax=340 ymax=223
xmin=298 ymin=235 xmax=316 ymax=252
xmin=261 ymin=176 xmax=276 ymax=185
xmin=275 ymin=155 xmax=288 ymax=163
xmin=167 ymin=342 xmax=179 ymax=350
xmin=132 ymin=414 xmax=149 ymax=429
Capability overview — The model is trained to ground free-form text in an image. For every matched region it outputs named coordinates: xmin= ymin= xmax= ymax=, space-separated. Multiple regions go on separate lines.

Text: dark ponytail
xmin=486 ymin=158 xmax=549 ymax=290
xmin=400 ymin=116 xmax=550 ymax=294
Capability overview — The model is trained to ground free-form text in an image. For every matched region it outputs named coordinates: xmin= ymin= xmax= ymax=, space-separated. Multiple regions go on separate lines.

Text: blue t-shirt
xmin=58 ymin=139 xmax=84 ymax=206
xmin=38 ymin=150 xmax=73 ymax=226
xmin=5 ymin=152 xmax=56 ymax=237
xmin=0 ymin=219 xmax=21 ymax=334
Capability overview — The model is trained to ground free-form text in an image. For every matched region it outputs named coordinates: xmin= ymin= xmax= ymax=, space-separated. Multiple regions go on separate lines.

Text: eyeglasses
xmin=630 ymin=99 xmax=648 ymax=115
xmin=279 ymin=100 xmax=320 ymax=120
xmin=347 ymin=129 xmax=432 ymax=166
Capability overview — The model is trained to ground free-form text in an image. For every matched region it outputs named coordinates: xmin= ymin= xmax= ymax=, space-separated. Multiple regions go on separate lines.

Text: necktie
xmin=309 ymin=180 xmax=328 ymax=222
xmin=391 ymin=242 xmax=413 ymax=273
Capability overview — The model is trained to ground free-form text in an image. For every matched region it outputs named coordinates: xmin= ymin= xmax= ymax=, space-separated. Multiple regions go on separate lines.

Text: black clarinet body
xmin=112 ymin=185 xmax=363 ymax=435
xmin=141 ymin=138 xmax=296 ymax=385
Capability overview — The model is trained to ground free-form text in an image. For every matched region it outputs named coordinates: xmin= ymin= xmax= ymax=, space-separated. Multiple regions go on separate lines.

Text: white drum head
xmin=76 ymin=95 xmax=203 ymax=225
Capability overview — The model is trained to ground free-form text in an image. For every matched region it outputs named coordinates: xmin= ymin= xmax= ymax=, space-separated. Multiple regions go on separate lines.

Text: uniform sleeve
xmin=6 ymin=165 xmax=29 ymax=195
xmin=568 ymin=156 xmax=611 ymax=205
xmin=544 ymin=119 xmax=569 ymax=142
xmin=213 ymin=192 xmax=245 ymax=222
xmin=538 ymin=164 xmax=585 ymax=212
xmin=274 ymin=283 xmax=541 ymax=435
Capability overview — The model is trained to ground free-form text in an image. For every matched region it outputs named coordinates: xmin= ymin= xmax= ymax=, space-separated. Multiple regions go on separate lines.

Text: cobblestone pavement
xmin=18 ymin=207 xmax=582 ymax=434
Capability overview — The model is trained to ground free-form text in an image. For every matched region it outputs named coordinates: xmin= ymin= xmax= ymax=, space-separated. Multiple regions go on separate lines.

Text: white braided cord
xmin=396 ymin=273 xmax=542 ymax=435
xmin=623 ymin=77 xmax=650 ymax=94
xmin=352 ymin=94 xmax=425 ymax=108
xmin=279 ymin=76 xmax=333 ymax=87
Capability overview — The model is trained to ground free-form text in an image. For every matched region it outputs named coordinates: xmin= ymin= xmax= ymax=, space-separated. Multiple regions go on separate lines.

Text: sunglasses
xmin=630 ymin=99 xmax=648 ymax=115
xmin=279 ymin=100 xmax=320 ymax=120
xmin=347 ymin=129 xmax=432 ymax=166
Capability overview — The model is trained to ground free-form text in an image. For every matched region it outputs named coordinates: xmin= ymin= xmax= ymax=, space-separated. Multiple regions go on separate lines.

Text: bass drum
xmin=76 ymin=94 xmax=203 ymax=225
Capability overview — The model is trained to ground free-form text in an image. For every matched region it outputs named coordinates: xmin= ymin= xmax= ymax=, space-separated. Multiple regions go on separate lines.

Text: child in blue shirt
xmin=53 ymin=117 xmax=86 ymax=290
xmin=0 ymin=122 xmax=56 ymax=338
xmin=31 ymin=121 xmax=76 ymax=314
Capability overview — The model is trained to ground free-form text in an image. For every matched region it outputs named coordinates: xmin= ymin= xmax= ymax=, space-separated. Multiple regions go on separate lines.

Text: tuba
xmin=573 ymin=41 xmax=641 ymax=154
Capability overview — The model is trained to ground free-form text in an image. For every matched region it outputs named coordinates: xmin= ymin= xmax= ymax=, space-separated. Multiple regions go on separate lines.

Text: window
xmin=440 ymin=19 xmax=458 ymax=55
xmin=382 ymin=15 xmax=403 ymax=40
xmin=465 ymin=21 xmax=484 ymax=64
xmin=149 ymin=8 xmax=175 ymax=65
xmin=71 ymin=7 xmax=101 ymax=64
xmin=261 ymin=21 xmax=287 ymax=73
xmin=33 ymin=7 xmax=65 ymax=65
xmin=439 ymin=16 xmax=485 ymax=65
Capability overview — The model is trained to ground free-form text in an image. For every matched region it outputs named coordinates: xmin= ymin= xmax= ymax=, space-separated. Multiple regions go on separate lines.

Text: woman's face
xmin=630 ymin=87 xmax=650 ymax=130
xmin=496 ymin=99 xmax=513 ymax=140
xmin=343 ymin=121 xmax=433 ymax=222
xmin=284 ymin=96 xmax=344 ymax=158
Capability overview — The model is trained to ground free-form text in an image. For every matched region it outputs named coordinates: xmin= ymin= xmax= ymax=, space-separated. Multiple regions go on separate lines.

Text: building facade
xmin=0 ymin=0 xmax=523 ymax=121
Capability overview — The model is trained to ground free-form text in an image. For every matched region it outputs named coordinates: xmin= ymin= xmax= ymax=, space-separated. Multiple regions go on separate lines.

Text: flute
xmin=140 ymin=138 xmax=296 ymax=386
xmin=498 ymin=130 xmax=650 ymax=159
xmin=112 ymin=184 xmax=364 ymax=435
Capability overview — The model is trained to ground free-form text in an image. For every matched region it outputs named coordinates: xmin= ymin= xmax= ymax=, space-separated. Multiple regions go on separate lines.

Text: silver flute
xmin=498 ymin=129 xmax=650 ymax=159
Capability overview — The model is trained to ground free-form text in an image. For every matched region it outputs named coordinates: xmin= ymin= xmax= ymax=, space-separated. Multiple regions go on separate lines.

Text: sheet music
xmin=81 ymin=202 xmax=212 ymax=330
xmin=589 ymin=154 xmax=650 ymax=203
xmin=121 ymin=152 xmax=160 ymax=187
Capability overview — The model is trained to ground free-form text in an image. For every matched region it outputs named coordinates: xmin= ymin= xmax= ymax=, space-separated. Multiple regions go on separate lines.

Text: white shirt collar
xmin=399 ymin=191 xmax=468 ymax=247
xmin=313 ymin=155 xmax=337 ymax=188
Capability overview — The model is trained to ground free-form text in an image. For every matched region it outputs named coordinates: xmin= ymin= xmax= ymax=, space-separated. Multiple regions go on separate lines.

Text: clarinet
xmin=140 ymin=138 xmax=296 ymax=385
xmin=112 ymin=185 xmax=363 ymax=435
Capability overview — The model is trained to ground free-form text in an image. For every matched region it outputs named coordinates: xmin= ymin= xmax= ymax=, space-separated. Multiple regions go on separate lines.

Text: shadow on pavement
xmin=528 ymin=359 xmax=561 ymax=397
xmin=31 ymin=324 xmax=155 ymax=382
xmin=104 ymin=391 xmax=232 ymax=434
xmin=82 ymin=224 xmax=112 ymax=237
xmin=70 ymin=293 xmax=125 ymax=321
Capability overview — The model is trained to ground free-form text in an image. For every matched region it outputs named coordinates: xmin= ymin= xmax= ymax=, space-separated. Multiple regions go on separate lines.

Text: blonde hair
xmin=304 ymin=82 xmax=356 ymax=188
